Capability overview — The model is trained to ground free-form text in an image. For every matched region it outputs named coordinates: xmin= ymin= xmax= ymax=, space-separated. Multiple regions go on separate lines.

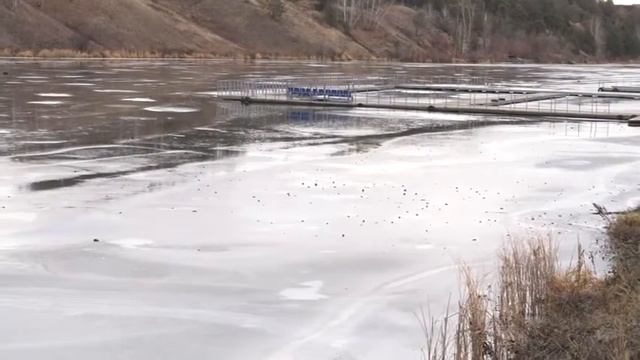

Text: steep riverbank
xmin=1 ymin=0 xmax=639 ymax=63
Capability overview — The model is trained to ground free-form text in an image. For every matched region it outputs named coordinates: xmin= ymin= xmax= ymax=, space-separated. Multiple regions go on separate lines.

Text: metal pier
xmin=213 ymin=77 xmax=640 ymax=123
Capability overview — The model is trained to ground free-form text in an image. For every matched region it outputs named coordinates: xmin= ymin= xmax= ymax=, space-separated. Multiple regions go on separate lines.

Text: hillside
xmin=0 ymin=0 xmax=639 ymax=62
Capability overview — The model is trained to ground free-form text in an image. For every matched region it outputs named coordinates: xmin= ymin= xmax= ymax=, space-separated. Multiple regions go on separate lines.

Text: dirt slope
xmin=1 ymin=0 xmax=622 ymax=61
xmin=154 ymin=0 xmax=368 ymax=58
xmin=0 ymin=0 xmax=371 ymax=58
xmin=0 ymin=0 xmax=242 ymax=54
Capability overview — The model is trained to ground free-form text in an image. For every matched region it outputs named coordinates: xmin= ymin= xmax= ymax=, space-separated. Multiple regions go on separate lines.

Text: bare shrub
xmin=422 ymin=212 xmax=640 ymax=360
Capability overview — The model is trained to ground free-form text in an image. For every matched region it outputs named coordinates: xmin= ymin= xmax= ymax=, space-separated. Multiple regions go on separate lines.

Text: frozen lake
xmin=1 ymin=60 xmax=640 ymax=360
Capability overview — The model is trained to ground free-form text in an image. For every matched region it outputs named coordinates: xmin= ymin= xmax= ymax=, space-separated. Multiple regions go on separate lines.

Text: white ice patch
xmin=122 ymin=98 xmax=156 ymax=102
xmin=0 ymin=129 xmax=10 ymax=134
xmin=563 ymin=160 xmax=591 ymax=167
xmin=144 ymin=106 xmax=200 ymax=113
xmin=337 ymin=108 xmax=476 ymax=121
xmin=0 ymin=185 xmax=13 ymax=196
xmin=63 ymin=83 xmax=95 ymax=86
xmin=110 ymin=238 xmax=154 ymax=249
xmin=28 ymin=101 xmax=64 ymax=105
xmin=194 ymin=127 xmax=228 ymax=133
xmin=0 ymin=242 xmax=20 ymax=250
xmin=415 ymin=243 xmax=435 ymax=250
xmin=37 ymin=93 xmax=72 ymax=98
xmin=625 ymin=196 xmax=640 ymax=209
xmin=119 ymin=116 xmax=156 ymax=121
xmin=0 ymin=212 xmax=37 ymax=222
xmin=17 ymin=76 xmax=48 ymax=79
xmin=106 ymin=104 xmax=138 ymax=109
xmin=279 ymin=281 xmax=328 ymax=301
xmin=94 ymin=89 xmax=138 ymax=93
xmin=320 ymin=249 xmax=338 ymax=254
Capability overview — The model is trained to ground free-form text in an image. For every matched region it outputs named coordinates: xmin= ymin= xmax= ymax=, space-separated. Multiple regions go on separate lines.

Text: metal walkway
xmin=214 ymin=78 xmax=640 ymax=123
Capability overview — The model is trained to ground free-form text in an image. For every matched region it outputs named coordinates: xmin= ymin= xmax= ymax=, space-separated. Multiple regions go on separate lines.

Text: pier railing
xmin=215 ymin=76 xmax=493 ymax=99
xmin=214 ymin=76 xmax=639 ymax=121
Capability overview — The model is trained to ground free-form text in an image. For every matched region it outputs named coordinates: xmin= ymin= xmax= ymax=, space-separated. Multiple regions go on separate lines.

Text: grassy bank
xmin=3 ymin=48 xmax=639 ymax=64
xmin=423 ymin=208 xmax=640 ymax=359
xmin=0 ymin=48 xmax=368 ymax=62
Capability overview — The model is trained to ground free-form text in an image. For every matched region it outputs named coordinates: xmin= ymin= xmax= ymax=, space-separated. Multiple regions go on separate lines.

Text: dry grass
xmin=608 ymin=212 xmax=640 ymax=284
xmin=0 ymin=47 xmax=229 ymax=59
xmin=0 ymin=47 xmax=361 ymax=61
xmin=422 ymin=209 xmax=640 ymax=359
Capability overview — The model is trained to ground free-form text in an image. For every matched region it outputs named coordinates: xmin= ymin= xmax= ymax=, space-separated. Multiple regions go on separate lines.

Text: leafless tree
xmin=338 ymin=0 xmax=386 ymax=31
xmin=454 ymin=0 xmax=476 ymax=57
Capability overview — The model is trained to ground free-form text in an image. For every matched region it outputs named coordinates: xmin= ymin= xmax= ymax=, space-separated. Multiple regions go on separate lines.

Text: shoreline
xmin=0 ymin=50 xmax=639 ymax=65
xmin=1 ymin=56 xmax=640 ymax=66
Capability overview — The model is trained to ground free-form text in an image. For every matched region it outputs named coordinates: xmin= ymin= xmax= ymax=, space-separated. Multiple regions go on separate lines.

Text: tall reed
xmin=422 ymin=210 xmax=640 ymax=360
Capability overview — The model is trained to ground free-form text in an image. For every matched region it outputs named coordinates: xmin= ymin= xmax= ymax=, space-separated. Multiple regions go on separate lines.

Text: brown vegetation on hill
xmin=0 ymin=0 xmax=638 ymax=62
xmin=0 ymin=0 xmax=369 ymax=59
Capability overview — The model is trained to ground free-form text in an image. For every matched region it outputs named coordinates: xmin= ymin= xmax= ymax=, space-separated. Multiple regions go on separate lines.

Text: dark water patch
xmin=11 ymin=145 xmax=160 ymax=162
xmin=27 ymin=169 xmax=145 ymax=192
xmin=25 ymin=149 xmax=242 ymax=192
xmin=310 ymin=119 xmax=540 ymax=150
xmin=331 ymin=142 xmax=382 ymax=156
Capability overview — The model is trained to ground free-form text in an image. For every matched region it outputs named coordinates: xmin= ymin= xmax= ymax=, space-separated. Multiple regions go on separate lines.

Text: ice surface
xmin=1 ymin=60 xmax=640 ymax=360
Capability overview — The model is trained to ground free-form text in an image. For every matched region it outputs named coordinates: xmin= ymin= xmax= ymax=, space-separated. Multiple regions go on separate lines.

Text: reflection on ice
xmin=194 ymin=127 xmax=228 ymax=133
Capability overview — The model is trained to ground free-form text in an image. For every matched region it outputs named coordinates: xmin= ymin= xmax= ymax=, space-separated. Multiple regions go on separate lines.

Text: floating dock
xmin=220 ymin=95 xmax=635 ymax=122
xmin=215 ymin=78 xmax=640 ymax=123
xmin=474 ymin=93 xmax=567 ymax=107
xmin=599 ymin=86 xmax=640 ymax=94
xmin=396 ymin=84 xmax=640 ymax=100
